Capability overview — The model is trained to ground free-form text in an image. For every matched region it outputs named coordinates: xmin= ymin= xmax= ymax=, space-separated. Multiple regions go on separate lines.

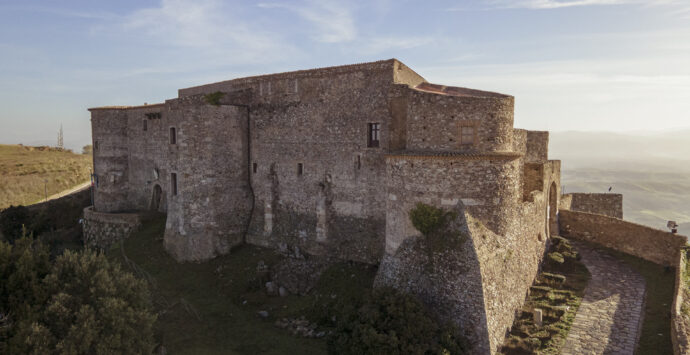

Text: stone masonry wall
xmin=672 ymin=248 xmax=690 ymax=355
xmin=163 ymin=96 xmax=253 ymax=262
xmin=82 ymin=206 xmax=141 ymax=249
xmin=561 ymin=193 xmax=623 ymax=219
xmin=559 ymin=209 xmax=686 ymax=266
xmin=90 ymin=109 xmax=131 ymax=212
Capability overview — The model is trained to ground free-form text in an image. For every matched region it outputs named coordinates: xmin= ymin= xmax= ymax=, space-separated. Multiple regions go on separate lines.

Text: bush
xmin=408 ymin=203 xmax=465 ymax=256
xmin=0 ymin=240 xmax=156 ymax=354
xmin=327 ymin=287 xmax=467 ymax=355
xmin=204 ymin=91 xmax=225 ymax=106
xmin=0 ymin=206 xmax=30 ymax=243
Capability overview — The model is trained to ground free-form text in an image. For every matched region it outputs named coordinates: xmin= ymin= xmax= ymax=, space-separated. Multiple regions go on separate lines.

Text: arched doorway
xmin=150 ymin=184 xmax=162 ymax=211
xmin=547 ymin=182 xmax=558 ymax=237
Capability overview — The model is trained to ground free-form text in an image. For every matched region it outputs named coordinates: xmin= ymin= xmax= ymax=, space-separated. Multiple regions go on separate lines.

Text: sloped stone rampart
xmin=559 ymin=209 xmax=686 ymax=267
xmin=82 ymin=206 xmax=141 ymax=249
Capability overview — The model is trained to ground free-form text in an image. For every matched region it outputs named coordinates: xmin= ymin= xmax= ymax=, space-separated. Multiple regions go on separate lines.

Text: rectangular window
xmin=171 ymin=173 xmax=177 ymax=196
xmin=297 ymin=163 xmax=303 ymax=176
xmin=253 ymin=163 xmax=257 ymax=174
xmin=170 ymin=127 xmax=176 ymax=144
xmin=367 ymin=123 xmax=380 ymax=148
xmin=357 ymin=155 xmax=361 ymax=170
xmin=143 ymin=120 xmax=148 ymax=131
xmin=94 ymin=140 xmax=99 ymax=151
xmin=460 ymin=126 xmax=475 ymax=145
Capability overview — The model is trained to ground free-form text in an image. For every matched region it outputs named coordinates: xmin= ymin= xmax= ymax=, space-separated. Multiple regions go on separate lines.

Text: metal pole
xmin=44 ymin=180 xmax=48 ymax=202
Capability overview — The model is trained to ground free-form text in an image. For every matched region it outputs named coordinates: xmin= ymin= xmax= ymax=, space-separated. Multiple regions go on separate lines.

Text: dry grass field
xmin=0 ymin=144 xmax=92 ymax=209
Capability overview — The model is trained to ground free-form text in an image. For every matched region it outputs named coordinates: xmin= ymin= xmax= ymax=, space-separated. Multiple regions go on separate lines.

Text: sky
xmin=1 ymin=0 xmax=689 ymax=151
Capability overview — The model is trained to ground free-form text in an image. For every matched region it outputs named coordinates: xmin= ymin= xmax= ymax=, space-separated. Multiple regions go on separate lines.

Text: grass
xmin=587 ymin=244 xmax=676 ymax=355
xmin=500 ymin=236 xmax=591 ymax=354
xmin=108 ymin=215 xmax=378 ymax=354
xmin=0 ymin=144 xmax=92 ymax=209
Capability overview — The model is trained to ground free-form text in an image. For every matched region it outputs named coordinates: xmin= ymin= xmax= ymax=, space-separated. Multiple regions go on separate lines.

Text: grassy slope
xmin=0 ymin=144 xmax=92 ymax=209
xmin=108 ymin=216 xmax=378 ymax=354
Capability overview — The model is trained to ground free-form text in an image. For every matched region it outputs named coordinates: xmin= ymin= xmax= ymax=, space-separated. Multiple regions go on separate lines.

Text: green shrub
xmin=548 ymin=252 xmax=564 ymax=264
xmin=0 ymin=206 xmax=30 ymax=242
xmin=0 ymin=240 xmax=156 ymax=354
xmin=408 ymin=203 xmax=465 ymax=255
xmin=204 ymin=91 xmax=225 ymax=106
xmin=327 ymin=287 xmax=468 ymax=355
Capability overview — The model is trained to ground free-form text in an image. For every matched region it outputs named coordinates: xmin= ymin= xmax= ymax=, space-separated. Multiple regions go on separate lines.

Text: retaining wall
xmin=672 ymin=248 xmax=690 ymax=355
xmin=559 ymin=209 xmax=686 ymax=267
xmin=82 ymin=206 xmax=142 ymax=249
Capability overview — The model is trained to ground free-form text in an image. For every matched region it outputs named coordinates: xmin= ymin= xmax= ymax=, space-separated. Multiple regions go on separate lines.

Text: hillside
xmin=0 ymin=144 xmax=92 ymax=209
xmin=550 ymin=131 xmax=690 ymax=235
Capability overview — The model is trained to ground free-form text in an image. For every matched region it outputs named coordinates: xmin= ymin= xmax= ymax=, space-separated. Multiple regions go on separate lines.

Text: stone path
xmin=561 ymin=242 xmax=646 ymax=355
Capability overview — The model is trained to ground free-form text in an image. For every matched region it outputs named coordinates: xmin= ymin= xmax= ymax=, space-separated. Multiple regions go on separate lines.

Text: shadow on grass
xmin=108 ymin=215 xmax=333 ymax=355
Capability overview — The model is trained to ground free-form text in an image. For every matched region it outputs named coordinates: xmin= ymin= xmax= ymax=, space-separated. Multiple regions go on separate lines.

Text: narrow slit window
xmin=170 ymin=127 xmax=176 ymax=144
xmin=253 ymin=163 xmax=258 ymax=174
xmin=94 ymin=141 xmax=99 ymax=151
xmin=357 ymin=155 xmax=361 ymax=170
xmin=297 ymin=163 xmax=303 ymax=176
xmin=460 ymin=126 xmax=475 ymax=145
xmin=171 ymin=173 xmax=177 ymax=196
xmin=143 ymin=120 xmax=148 ymax=131
xmin=367 ymin=123 xmax=380 ymax=148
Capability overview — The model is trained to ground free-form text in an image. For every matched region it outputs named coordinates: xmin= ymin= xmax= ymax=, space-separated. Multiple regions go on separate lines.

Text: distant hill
xmin=550 ymin=130 xmax=690 ymax=236
xmin=0 ymin=145 xmax=92 ymax=209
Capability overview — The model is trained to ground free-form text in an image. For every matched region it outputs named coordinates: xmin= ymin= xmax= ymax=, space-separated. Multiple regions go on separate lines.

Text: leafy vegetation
xmin=328 ymin=287 xmax=468 ymax=355
xmin=0 ymin=144 xmax=92 ymax=209
xmin=204 ymin=91 xmax=225 ymax=106
xmin=500 ymin=236 xmax=590 ymax=354
xmin=0 ymin=236 xmax=155 ymax=354
xmin=409 ymin=203 xmax=466 ymax=253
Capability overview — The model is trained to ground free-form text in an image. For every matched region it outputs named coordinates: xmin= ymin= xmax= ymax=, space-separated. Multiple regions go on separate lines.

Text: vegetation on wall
xmin=0 ymin=237 xmax=155 ymax=354
xmin=204 ymin=91 xmax=225 ymax=106
xmin=409 ymin=203 xmax=466 ymax=253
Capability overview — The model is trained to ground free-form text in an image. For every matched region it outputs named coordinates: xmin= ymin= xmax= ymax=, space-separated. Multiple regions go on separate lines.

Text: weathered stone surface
xmin=561 ymin=193 xmax=623 ymax=219
xmin=560 ymin=209 xmax=686 ymax=266
xmin=270 ymin=257 xmax=329 ymax=296
xmin=82 ymin=206 xmax=141 ymax=249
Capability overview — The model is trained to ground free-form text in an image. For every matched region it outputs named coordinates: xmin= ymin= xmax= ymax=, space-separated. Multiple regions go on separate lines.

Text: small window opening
xmin=367 ymin=123 xmax=380 ymax=148
xmin=143 ymin=120 xmax=148 ymax=131
xmin=297 ymin=163 xmax=303 ymax=176
xmin=94 ymin=141 xmax=99 ymax=151
xmin=171 ymin=173 xmax=177 ymax=196
xmin=170 ymin=127 xmax=176 ymax=144
xmin=460 ymin=126 xmax=475 ymax=145
xmin=357 ymin=155 xmax=361 ymax=170
xmin=253 ymin=163 xmax=258 ymax=174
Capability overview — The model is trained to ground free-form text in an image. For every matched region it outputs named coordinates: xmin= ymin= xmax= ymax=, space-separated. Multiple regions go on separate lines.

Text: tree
xmin=0 ymin=241 xmax=156 ymax=354
xmin=328 ymin=287 xmax=467 ymax=355
xmin=81 ymin=145 xmax=92 ymax=155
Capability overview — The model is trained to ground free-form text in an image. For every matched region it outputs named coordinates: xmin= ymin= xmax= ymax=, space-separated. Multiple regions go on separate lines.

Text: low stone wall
xmin=559 ymin=209 xmax=686 ymax=267
xmin=561 ymin=193 xmax=623 ymax=219
xmin=672 ymin=248 xmax=690 ymax=355
xmin=82 ymin=206 xmax=142 ymax=249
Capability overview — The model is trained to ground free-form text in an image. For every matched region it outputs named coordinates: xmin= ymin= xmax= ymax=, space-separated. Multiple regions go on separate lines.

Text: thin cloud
xmin=258 ymin=1 xmax=356 ymax=43
xmin=475 ymin=0 xmax=690 ymax=10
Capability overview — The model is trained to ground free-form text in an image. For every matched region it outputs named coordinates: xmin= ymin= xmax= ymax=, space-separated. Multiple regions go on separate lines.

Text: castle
xmin=87 ymin=59 xmax=676 ymax=353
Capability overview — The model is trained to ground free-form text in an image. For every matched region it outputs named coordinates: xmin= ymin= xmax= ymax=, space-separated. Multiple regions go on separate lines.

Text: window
xmin=357 ymin=155 xmax=361 ymax=170
xmin=170 ymin=127 xmax=176 ymax=144
xmin=460 ymin=125 xmax=475 ymax=145
xmin=253 ymin=163 xmax=257 ymax=174
xmin=171 ymin=173 xmax=177 ymax=196
xmin=143 ymin=120 xmax=148 ymax=131
xmin=297 ymin=163 xmax=303 ymax=176
xmin=367 ymin=123 xmax=380 ymax=148
xmin=94 ymin=140 xmax=99 ymax=151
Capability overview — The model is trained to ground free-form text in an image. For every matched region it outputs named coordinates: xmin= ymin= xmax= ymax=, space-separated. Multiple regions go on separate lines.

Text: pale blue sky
xmin=1 ymin=0 xmax=689 ymax=150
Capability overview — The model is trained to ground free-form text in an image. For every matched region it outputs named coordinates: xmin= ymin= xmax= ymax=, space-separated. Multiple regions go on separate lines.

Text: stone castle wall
xmin=560 ymin=192 xmax=623 ymax=219
xmin=90 ymin=109 xmax=131 ymax=212
xmin=672 ymin=248 xmax=690 ymax=355
xmin=559 ymin=209 xmax=686 ymax=266
xmin=82 ymin=206 xmax=141 ymax=249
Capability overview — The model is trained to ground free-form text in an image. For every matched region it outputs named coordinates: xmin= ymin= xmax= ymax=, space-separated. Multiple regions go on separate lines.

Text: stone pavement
xmin=561 ymin=242 xmax=646 ymax=355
